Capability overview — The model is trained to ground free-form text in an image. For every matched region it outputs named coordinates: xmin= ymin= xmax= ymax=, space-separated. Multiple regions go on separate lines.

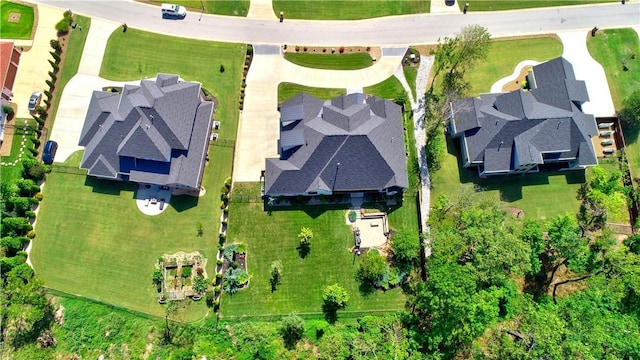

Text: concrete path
xmin=48 ymin=18 xmax=120 ymax=162
xmin=557 ymin=30 xmax=616 ymax=117
xmin=490 ymin=59 xmax=541 ymax=93
xmin=233 ymin=46 xmax=408 ymax=182
xmin=247 ymin=0 xmax=276 ymax=20
xmin=430 ymin=0 xmax=461 ymax=14
xmin=11 ymin=3 xmax=60 ymax=119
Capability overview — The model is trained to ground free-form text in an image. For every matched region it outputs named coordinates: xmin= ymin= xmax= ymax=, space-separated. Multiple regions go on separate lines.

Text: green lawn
xmin=273 ymin=0 xmax=429 ymax=20
xmin=364 ymin=76 xmax=405 ymax=101
xmin=31 ymin=145 xmax=232 ymax=322
xmin=0 ymin=1 xmax=34 ymax=39
xmin=284 ymin=52 xmax=373 ymax=70
xmin=587 ymin=28 xmax=640 ymax=178
xmin=222 ymin=184 xmax=407 ymax=318
xmin=0 ymin=119 xmax=36 ymax=183
xmin=278 ymin=83 xmax=345 ymax=106
xmin=587 ymin=28 xmax=640 ymax=108
xmin=430 ymin=135 xmax=585 ymax=220
xmin=48 ymin=15 xmax=91 ymax=138
xmin=151 ymin=0 xmax=249 ymax=16
xmin=459 ymin=0 xmax=617 ymax=11
xmin=465 ymin=37 xmax=563 ymax=95
xmin=403 ymin=64 xmax=418 ymax=101
xmin=100 ymin=28 xmax=245 ymax=142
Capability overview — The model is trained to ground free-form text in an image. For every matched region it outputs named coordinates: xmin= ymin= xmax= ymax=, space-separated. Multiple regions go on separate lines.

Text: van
xmin=161 ymin=3 xmax=186 ymax=18
xmin=43 ymin=140 xmax=58 ymax=164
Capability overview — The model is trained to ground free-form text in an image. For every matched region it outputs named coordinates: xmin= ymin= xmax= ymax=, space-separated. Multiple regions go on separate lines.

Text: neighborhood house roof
xmin=451 ymin=57 xmax=598 ymax=174
xmin=78 ymin=74 xmax=214 ymax=189
xmin=265 ymin=93 xmax=409 ymax=196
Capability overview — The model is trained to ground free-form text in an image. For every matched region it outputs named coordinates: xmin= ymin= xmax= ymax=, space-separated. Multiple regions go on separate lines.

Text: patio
xmin=348 ymin=210 xmax=389 ymax=249
xmin=135 ymin=184 xmax=172 ymax=216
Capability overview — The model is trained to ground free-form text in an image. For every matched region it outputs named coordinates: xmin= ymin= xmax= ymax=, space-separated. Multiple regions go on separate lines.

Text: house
xmin=78 ymin=74 xmax=214 ymax=195
xmin=264 ymin=93 xmax=409 ymax=197
xmin=0 ymin=41 xmax=21 ymax=103
xmin=449 ymin=57 xmax=598 ymax=177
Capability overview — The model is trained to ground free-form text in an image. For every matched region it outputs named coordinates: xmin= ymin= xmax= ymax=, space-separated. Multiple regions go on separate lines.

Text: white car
xmin=28 ymin=91 xmax=41 ymax=111
xmin=161 ymin=3 xmax=187 ymax=18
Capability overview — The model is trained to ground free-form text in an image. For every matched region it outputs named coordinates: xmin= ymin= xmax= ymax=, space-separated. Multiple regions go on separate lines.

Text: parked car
xmin=598 ymin=122 xmax=614 ymax=129
xmin=28 ymin=91 xmax=41 ymax=111
xmin=42 ymin=140 xmax=58 ymax=164
xmin=601 ymin=139 xmax=614 ymax=146
xmin=599 ymin=131 xmax=613 ymax=137
xmin=603 ymin=148 xmax=615 ymax=155
xmin=161 ymin=3 xmax=186 ymax=18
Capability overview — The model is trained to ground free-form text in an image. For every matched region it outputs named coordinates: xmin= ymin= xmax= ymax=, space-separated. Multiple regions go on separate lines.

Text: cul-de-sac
xmin=1 ymin=0 xmax=639 ymax=358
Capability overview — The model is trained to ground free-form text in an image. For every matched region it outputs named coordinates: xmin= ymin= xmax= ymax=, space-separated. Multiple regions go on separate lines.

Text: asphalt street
xmin=39 ymin=1 xmax=639 ymax=45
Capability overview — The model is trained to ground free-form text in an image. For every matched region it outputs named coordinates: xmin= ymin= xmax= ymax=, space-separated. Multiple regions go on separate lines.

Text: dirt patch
xmin=504 ymin=207 xmax=525 ymax=219
xmin=502 ymin=66 xmax=531 ymax=92
xmin=8 ymin=12 xmax=21 ymax=23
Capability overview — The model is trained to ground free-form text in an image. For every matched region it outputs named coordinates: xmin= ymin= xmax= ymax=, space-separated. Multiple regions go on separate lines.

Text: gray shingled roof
xmin=452 ymin=57 xmax=598 ymax=174
xmin=265 ymin=93 xmax=408 ymax=196
xmin=78 ymin=74 xmax=214 ymax=189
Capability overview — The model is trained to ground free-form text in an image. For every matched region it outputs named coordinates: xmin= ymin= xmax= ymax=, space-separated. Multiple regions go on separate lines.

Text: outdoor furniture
xmin=145 ymin=199 xmax=150 ymax=207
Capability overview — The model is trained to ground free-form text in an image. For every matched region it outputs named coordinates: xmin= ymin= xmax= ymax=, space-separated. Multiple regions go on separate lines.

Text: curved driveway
xmin=38 ymin=1 xmax=639 ymax=45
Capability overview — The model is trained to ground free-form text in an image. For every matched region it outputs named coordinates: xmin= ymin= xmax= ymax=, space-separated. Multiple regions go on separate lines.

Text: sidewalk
xmin=247 ymin=0 xmax=276 ymax=20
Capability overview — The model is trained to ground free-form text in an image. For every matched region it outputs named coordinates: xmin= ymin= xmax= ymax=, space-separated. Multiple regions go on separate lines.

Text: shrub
xmin=45 ymin=80 xmax=55 ymax=91
xmin=219 ymin=233 xmax=226 ymax=244
xmin=224 ymin=177 xmax=232 ymax=189
xmin=48 ymin=71 xmax=57 ymax=81
xmin=50 ymin=51 xmax=61 ymax=63
xmin=25 ymin=211 xmax=36 ymax=219
xmin=31 ymin=138 xmax=41 ymax=148
xmin=27 ymin=230 xmax=36 ymax=239
xmin=1 ymin=105 xmax=14 ymax=119
xmin=221 ymin=192 xmax=229 ymax=202
xmin=50 ymin=39 xmax=62 ymax=52
xmin=27 ymin=147 xmax=38 ymax=156
xmin=205 ymin=290 xmax=215 ymax=307
xmin=215 ymin=273 xmax=222 ymax=279
xmin=232 ymin=261 xmax=239 ymax=269
xmin=348 ymin=211 xmax=357 ymax=223
xmin=219 ymin=64 xmax=225 ymax=73
xmin=55 ymin=19 xmax=69 ymax=35
xmin=35 ymin=193 xmax=44 ymax=201
xmin=339 ymin=47 xmax=345 ymax=53
xmin=220 ymin=201 xmax=226 ymax=209
xmin=216 ymin=259 xmax=223 ymax=266
xmin=43 ymin=99 xmax=51 ymax=108
xmin=44 ymin=90 xmax=52 ymax=100
xmin=246 ymin=45 xmax=253 ymax=56
xmin=182 ymin=266 xmax=192 ymax=278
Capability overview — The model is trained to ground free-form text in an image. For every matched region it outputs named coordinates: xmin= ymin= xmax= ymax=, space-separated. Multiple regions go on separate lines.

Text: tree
xmin=269 ymin=260 xmax=283 ymax=292
xmin=357 ymin=249 xmax=388 ymax=285
xmin=391 ymin=230 xmax=421 ymax=267
xmin=152 ymin=268 xmax=163 ymax=286
xmin=1 ymin=104 xmax=14 ymax=119
xmin=322 ymin=284 xmax=349 ymax=310
xmin=280 ymin=312 xmax=305 ymax=349
xmin=2 ymin=217 xmax=33 ymax=237
xmin=619 ymin=89 xmax=640 ymax=127
xmin=298 ymin=227 xmax=313 ymax=245
xmin=14 ymin=179 xmax=40 ymax=198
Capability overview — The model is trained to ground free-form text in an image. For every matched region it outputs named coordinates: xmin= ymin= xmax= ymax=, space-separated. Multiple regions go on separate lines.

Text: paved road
xmin=39 ymin=1 xmax=639 ymax=45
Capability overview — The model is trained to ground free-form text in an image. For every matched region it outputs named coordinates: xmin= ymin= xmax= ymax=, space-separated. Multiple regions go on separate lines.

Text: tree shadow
xmin=358 ymin=280 xmax=375 ymax=297
xmin=170 ymin=195 xmax=198 ymax=212
xmin=84 ymin=177 xmax=134 ymax=195
xmin=322 ymin=304 xmax=338 ymax=324
xmin=296 ymin=242 xmax=311 ymax=258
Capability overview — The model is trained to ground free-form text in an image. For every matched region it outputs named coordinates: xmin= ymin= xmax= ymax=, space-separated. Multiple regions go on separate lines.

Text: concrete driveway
xmin=233 ymin=45 xmax=407 ymax=182
xmin=11 ymin=3 xmax=60 ymax=119
xmin=557 ymin=30 xmax=616 ymax=117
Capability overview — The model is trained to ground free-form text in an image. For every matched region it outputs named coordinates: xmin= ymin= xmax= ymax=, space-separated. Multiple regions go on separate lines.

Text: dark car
xmin=28 ymin=91 xmax=41 ymax=111
xmin=42 ymin=140 xmax=58 ymax=164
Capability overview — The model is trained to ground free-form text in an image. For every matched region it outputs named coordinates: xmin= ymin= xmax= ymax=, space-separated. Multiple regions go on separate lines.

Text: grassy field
xmin=31 ymin=145 xmax=232 ymax=322
xmin=150 ymin=0 xmax=249 ymax=16
xmin=100 ymin=28 xmax=245 ymax=142
xmin=0 ymin=119 xmax=36 ymax=183
xmin=430 ymin=135 xmax=585 ymax=220
xmin=48 ymin=15 xmax=91 ymax=138
xmin=465 ymin=37 xmax=563 ymax=95
xmin=459 ymin=0 xmax=617 ymax=11
xmin=278 ymin=83 xmax=345 ymax=105
xmin=221 ymin=183 xmax=407 ymax=318
xmin=273 ymin=0 xmax=429 ymax=20
xmin=284 ymin=52 xmax=373 ymax=70
xmin=587 ymin=29 xmax=640 ymax=178
xmin=0 ymin=1 xmax=34 ymax=39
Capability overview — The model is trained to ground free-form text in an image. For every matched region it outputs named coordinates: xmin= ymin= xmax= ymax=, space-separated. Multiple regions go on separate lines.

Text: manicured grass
xmin=0 ymin=119 xmax=36 ymax=183
xmin=284 ymin=52 xmax=373 ymax=70
xmin=364 ymin=76 xmax=405 ymax=101
xmin=31 ymin=145 xmax=232 ymax=322
xmin=222 ymin=184 xmax=406 ymax=318
xmin=459 ymin=0 xmax=617 ymax=11
xmin=587 ymin=28 xmax=640 ymax=108
xmin=151 ymin=0 xmax=249 ymax=16
xmin=0 ymin=1 xmax=34 ymax=39
xmin=278 ymin=83 xmax=345 ymax=106
xmin=403 ymin=65 xmax=418 ymax=101
xmin=48 ymin=15 xmax=91 ymax=138
xmin=430 ymin=135 xmax=585 ymax=220
xmin=100 ymin=29 xmax=245 ymax=142
xmin=273 ymin=0 xmax=429 ymax=20
xmin=587 ymin=29 xmax=640 ymax=178
xmin=62 ymin=150 xmax=84 ymax=167
xmin=465 ymin=37 xmax=563 ymax=95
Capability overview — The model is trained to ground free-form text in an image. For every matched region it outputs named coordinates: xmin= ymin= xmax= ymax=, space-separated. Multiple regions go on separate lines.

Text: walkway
xmin=490 ymin=60 xmax=541 ymax=93
xmin=430 ymin=0 xmax=461 ymax=14
xmin=557 ymin=30 xmax=616 ymax=117
xmin=247 ymin=0 xmax=275 ymax=20
xmin=233 ymin=45 xmax=408 ymax=182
